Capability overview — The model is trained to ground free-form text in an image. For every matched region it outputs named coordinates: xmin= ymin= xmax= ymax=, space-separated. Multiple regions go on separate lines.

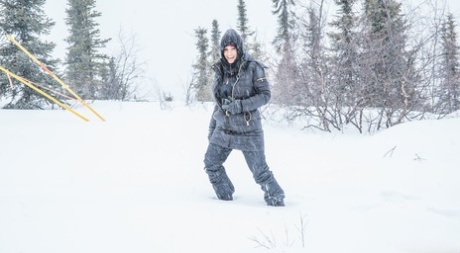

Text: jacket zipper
xmin=231 ymin=61 xmax=251 ymax=126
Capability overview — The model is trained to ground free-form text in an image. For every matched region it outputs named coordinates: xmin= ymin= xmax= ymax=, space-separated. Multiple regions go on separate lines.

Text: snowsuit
xmin=204 ymin=29 xmax=285 ymax=206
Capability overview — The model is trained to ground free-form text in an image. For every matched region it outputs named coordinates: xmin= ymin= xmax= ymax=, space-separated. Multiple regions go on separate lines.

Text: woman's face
xmin=223 ymin=45 xmax=238 ymax=64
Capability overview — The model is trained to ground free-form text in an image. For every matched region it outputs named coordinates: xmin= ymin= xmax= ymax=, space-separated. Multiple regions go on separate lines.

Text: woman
xmin=204 ymin=29 xmax=285 ymax=206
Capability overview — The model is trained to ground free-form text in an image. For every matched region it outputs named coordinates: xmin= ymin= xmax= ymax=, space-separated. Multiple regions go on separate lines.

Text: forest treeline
xmin=0 ymin=0 xmax=459 ymax=133
xmin=191 ymin=0 xmax=460 ymax=132
xmin=0 ymin=0 xmax=143 ymax=109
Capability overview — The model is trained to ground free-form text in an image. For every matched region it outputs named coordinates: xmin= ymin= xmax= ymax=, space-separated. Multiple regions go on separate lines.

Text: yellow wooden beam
xmin=0 ymin=65 xmax=89 ymax=122
xmin=6 ymin=34 xmax=105 ymax=121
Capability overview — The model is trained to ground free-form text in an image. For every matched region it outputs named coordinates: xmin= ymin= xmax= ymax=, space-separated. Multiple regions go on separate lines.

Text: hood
xmin=220 ymin=29 xmax=244 ymax=62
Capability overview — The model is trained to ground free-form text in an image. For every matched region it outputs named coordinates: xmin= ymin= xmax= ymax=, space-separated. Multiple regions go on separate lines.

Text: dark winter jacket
xmin=208 ymin=29 xmax=270 ymax=151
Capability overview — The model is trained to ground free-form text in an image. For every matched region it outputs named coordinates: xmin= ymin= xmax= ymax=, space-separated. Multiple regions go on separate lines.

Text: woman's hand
xmin=222 ymin=98 xmax=242 ymax=115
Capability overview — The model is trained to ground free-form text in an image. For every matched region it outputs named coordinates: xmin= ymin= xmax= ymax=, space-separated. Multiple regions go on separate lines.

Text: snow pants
xmin=204 ymin=143 xmax=285 ymax=205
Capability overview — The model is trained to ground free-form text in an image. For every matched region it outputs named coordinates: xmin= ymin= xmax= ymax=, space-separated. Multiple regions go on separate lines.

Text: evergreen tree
xmin=237 ymin=0 xmax=252 ymax=51
xmin=328 ymin=0 xmax=363 ymax=130
xmin=0 ymin=0 xmax=58 ymax=109
xmin=100 ymin=56 xmax=120 ymax=100
xmin=210 ymin=20 xmax=221 ymax=64
xmin=438 ymin=13 xmax=460 ymax=114
xmin=236 ymin=0 xmax=267 ymax=61
xmin=271 ymin=0 xmax=300 ymax=105
xmin=329 ymin=0 xmax=359 ymax=101
xmin=250 ymin=34 xmax=266 ymax=63
xmin=192 ymin=27 xmax=212 ymax=102
xmin=64 ymin=0 xmax=110 ymax=100
xmin=361 ymin=0 xmax=418 ymax=128
xmin=272 ymin=0 xmax=295 ymax=53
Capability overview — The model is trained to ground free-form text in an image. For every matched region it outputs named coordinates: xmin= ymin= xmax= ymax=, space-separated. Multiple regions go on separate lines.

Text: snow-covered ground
xmin=1 ymin=101 xmax=459 ymax=253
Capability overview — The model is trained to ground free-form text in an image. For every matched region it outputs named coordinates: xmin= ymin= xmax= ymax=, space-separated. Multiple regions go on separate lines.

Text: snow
xmin=1 ymin=101 xmax=459 ymax=253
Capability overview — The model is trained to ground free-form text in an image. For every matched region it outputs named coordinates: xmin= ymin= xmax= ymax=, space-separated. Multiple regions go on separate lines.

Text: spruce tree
xmin=438 ymin=13 xmax=460 ymax=114
xmin=64 ymin=0 xmax=110 ymax=100
xmin=237 ymin=0 xmax=252 ymax=51
xmin=0 ymin=0 xmax=58 ymax=109
xmin=192 ymin=27 xmax=212 ymax=102
xmin=100 ymin=56 xmax=119 ymax=100
xmin=236 ymin=0 xmax=266 ymax=60
xmin=250 ymin=34 xmax=266 ymax=63
xmin=361 ymin=0 xmax=418 ymax=128
xmin=210 ymin=20 xmax=221 ymax=64
xmin=329 ymin=0 xmax=359 ymax=101
xmin=272 ymin=0 xmax=294 ymax=53
xmin=328 ymin=0 xmax=363 ymax=129
xmin=271 ymin=0 xmax=300 ymax=106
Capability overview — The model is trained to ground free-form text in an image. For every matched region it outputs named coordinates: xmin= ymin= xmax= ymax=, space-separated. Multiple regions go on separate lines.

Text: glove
xmin=222 ymin=98 xmax=242 ymax=115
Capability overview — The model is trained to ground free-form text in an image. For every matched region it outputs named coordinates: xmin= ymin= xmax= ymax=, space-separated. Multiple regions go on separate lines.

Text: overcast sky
xmin=43 ymin=0 xmax=460 ymax=100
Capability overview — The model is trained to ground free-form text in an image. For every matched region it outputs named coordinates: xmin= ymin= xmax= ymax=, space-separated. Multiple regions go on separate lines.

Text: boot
xmin=206 ymin=168 xmax=235 ymax=201
xmin=261 ymin=178 xmax=285 ymax=206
